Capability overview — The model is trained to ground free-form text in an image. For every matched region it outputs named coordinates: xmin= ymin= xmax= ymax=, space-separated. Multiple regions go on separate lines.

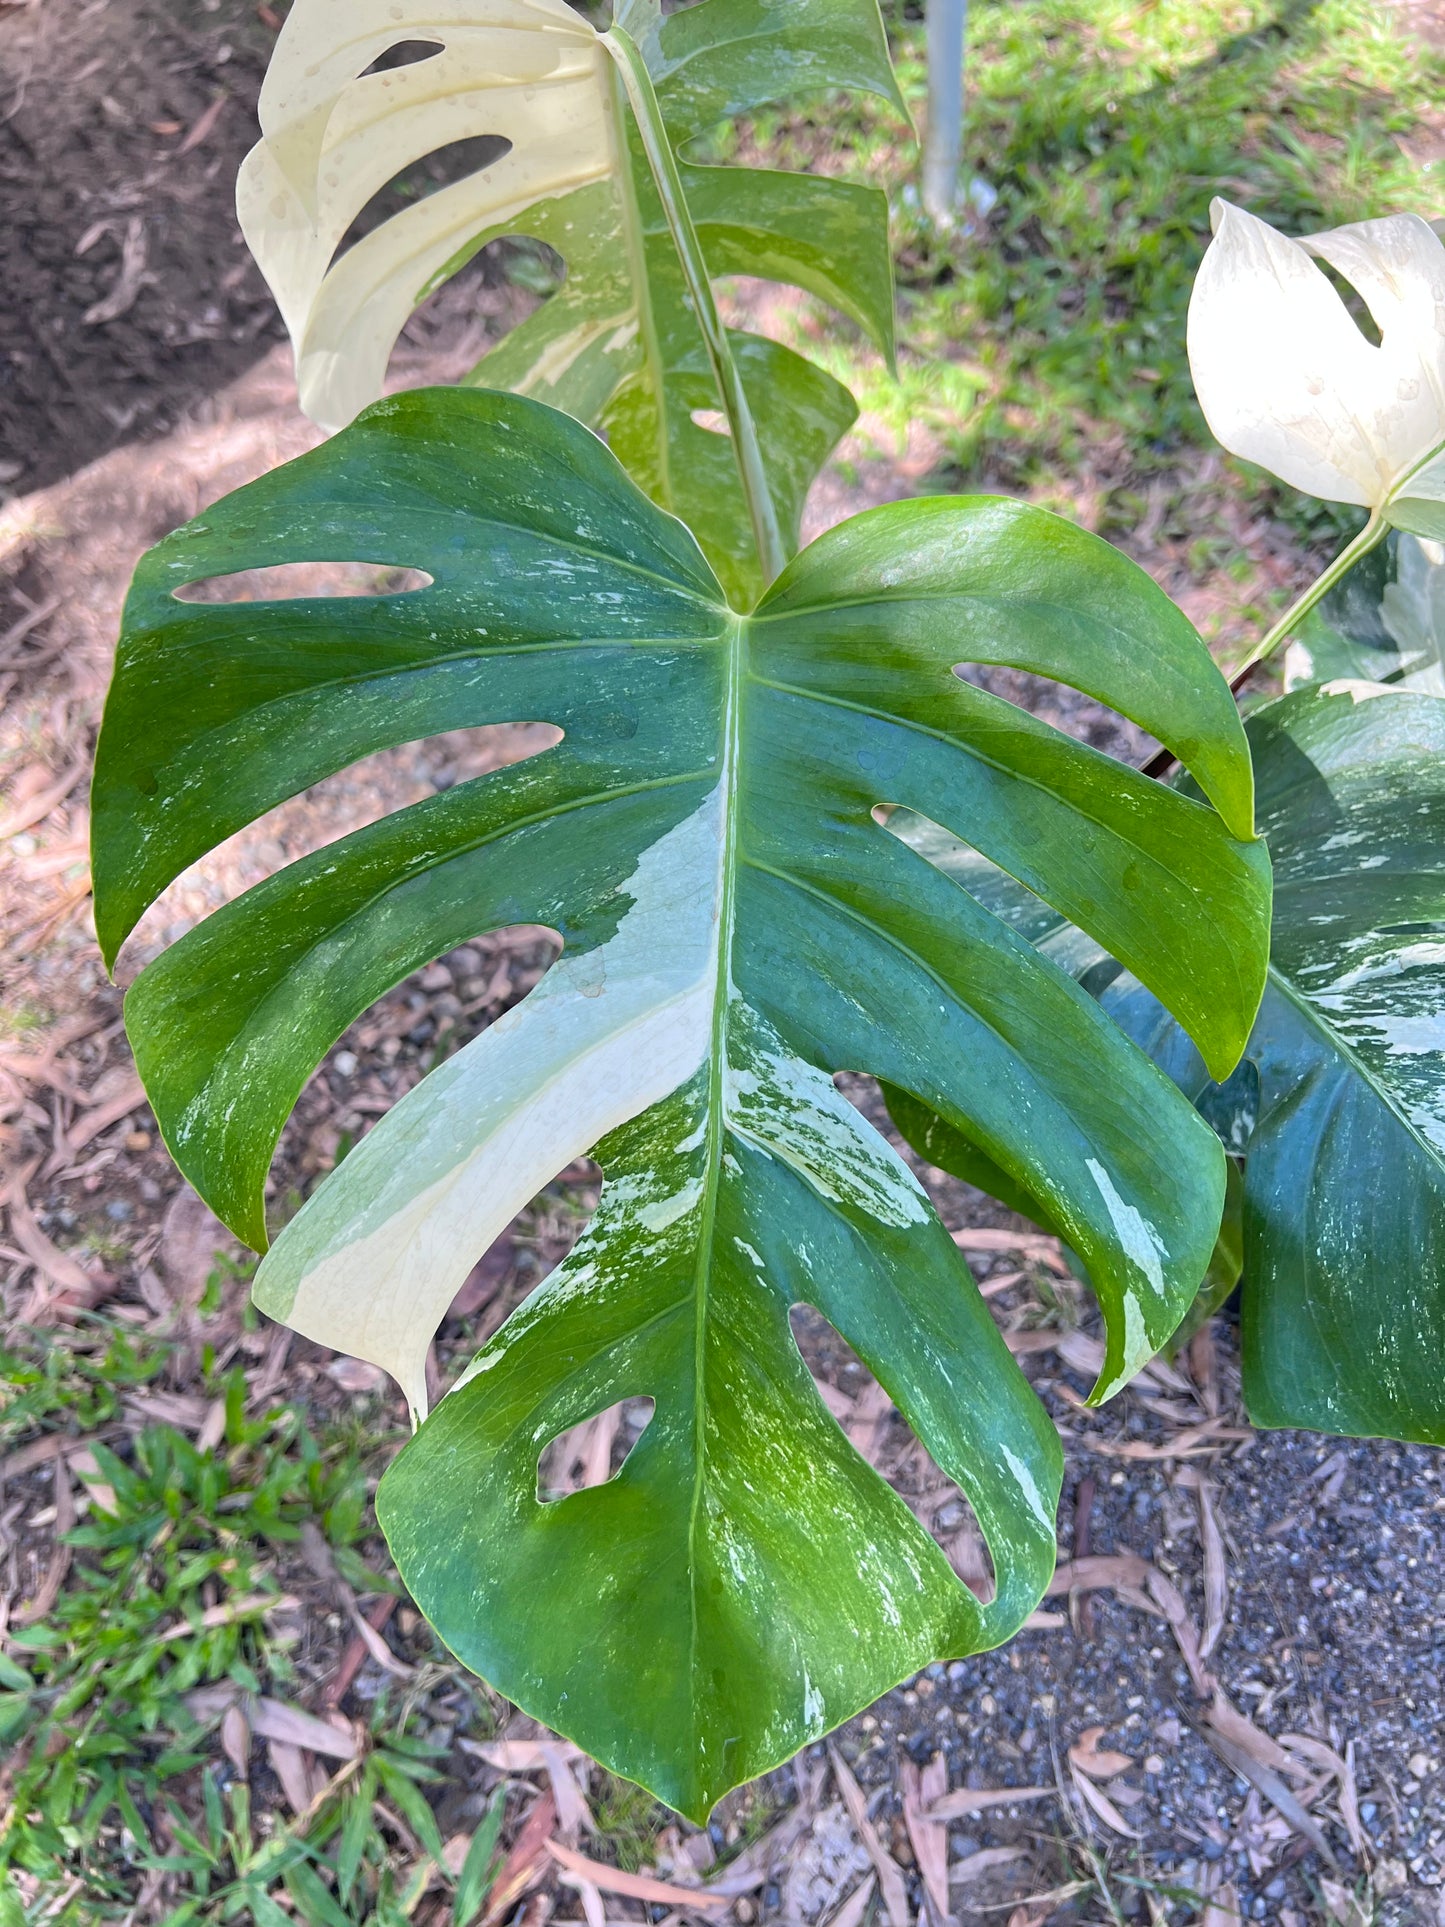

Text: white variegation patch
xmin=254 ymin=786 xmax=728 ymax=1418
xmin=256 ymin=754 xmax=984 ymax=1426
xmin=1084 ymin=1157 xmax=1167 ymax=1300
xmin=1188 ymin=201 xmax=1445 ymax=526
xmin=1083 ymin=1156 xmax=1169 ymax=1399
xmin=1305 ymin=937 xmax=1445 ymax=1153
xmin=726 ymin=1004 xmax=930 ymax=1228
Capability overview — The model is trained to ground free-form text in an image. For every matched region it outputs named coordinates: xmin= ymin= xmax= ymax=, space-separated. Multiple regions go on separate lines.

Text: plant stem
xmin=1230 ymin=510 xmax=1388 ymax=680
xmin=603 ymin=24 xmax=788 ymax=590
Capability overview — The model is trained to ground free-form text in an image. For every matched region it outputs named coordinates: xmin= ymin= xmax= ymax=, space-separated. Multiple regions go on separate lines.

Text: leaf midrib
xmin=686 ymin=611 xmax=745 ymax=1744
xmin=608 ymin=60 xmax=675 ymax=518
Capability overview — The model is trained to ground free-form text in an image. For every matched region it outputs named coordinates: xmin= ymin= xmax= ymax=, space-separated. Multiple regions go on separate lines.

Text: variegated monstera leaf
xmin=238 ymin=0 xmax=902 ymax=603
xmin=890 ymin=681 xmax=1445 ymax=1448
xmin=93 ymin=389 xmax=1270 ymax=1815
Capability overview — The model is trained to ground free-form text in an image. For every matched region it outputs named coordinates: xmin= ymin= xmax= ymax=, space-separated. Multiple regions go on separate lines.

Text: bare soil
xmin=0 ymin=0 xmax=288 ymax=492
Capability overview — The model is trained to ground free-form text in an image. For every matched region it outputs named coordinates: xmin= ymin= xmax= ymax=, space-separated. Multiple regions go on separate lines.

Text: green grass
xmin=0 ymin=1314 xmax=507 ymax=1927
xmin=715 ymin=0 xmax=1443 ymax=540
xmin=0 ymin=1294 xmax=698 ymax=1926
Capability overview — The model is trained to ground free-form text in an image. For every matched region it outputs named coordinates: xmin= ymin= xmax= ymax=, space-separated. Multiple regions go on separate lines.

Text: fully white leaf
xmin=1188 ymin=198 xmax=1445 ymax=520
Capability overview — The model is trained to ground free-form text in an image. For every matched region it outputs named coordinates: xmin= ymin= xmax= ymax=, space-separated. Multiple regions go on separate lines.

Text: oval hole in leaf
xmin=392 ymin=236 xmax=566 ymax=391
xmin=326 ymin=135 xmax=515 ymax=276
xmin=787 ymin=1303 xmax=996 ymax=1605
xmin=536 ymin=1396 xmax=656 ymax=1504
xmin=172 ymin=562 xmax=433 ymax=604
xmin=360 ymin=39 xmax=446 ymax=77
xmin=951 ymin=661 xmax=1161 ymax=761
xmin=114 ymin=725 xmax=562 ymax=984
xmin=1313 ymin=257 xmax=1383 ymax=348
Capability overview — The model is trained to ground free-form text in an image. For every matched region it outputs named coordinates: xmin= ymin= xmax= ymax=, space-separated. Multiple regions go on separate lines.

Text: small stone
xmin=333 ymin=1050 xmax=357 ymax=1077
xmin=1264 ymin=1879 xmax=1286 ymax=1900
xmin=947 ymin=1662 xmax=967 ymax=1684
xmin=9 ymin=833 xmax=36 ymax=856
xmin=419 ymin=961 xmax=454 ymax=992
xmin=124 ymin=1130 xmax=152 ymax=1151
xmin=1409 ymin=1752 xmax=1437 ymax=1779
xmin=1144 ymin=1755 xmax=1166 ymax=1775
xmin=105 ymin=1198 xmax=133 ymax=1222
xmin=326 ymin=1356 xmax=387 ymax=1393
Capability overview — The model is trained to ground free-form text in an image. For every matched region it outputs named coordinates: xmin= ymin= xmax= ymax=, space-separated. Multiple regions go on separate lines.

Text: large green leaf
xmin=894 ymin=685 xmax=1445 ymax=1445
xmin=93 ymin=387 xmax=1268 ymax=1815
xmin=238 ymin=0 xmax=901 ymax=603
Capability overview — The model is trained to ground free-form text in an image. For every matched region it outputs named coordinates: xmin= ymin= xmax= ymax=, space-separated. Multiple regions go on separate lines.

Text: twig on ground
xmin=828 ymin=1742 xmax=910 ymax=1927
xmin=1072 ymin=1473 xmax=1097 ymax=1640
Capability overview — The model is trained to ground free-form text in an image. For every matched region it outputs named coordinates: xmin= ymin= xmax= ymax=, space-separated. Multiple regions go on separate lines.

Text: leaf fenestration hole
xmin=116 ymin=727 xmax=563 ymax=981
xmin=1314 ymin=257 xmax=1384 ymax=347
xmin=787 ymin=1304 xmax=996 ymax=1604
xmin=327 ymin=135 xmax=516 ymax=279
xmin=388 ymin=235 xmax=566 ymax=392
xmin=950 ymin=660 xmax=1161 ymax=761
xmin=536 ymin=1396 xmax=655 ymax=1503
xmin=172 ymin=562 xmax=433 ymax=604
xmin=359 ymin=39 xmax=446 ymax=77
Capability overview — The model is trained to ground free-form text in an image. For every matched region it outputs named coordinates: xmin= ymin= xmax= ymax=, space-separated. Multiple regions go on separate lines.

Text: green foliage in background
xmin=726 ymin=0 xmax=1445 ymax=516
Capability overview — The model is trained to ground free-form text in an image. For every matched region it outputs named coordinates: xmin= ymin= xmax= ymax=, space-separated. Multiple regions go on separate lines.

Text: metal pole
xmin=922 ymin=0 xmax=966 ymax=225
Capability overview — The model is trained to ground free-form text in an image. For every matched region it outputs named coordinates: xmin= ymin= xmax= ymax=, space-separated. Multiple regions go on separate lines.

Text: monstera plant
xmin=91 ymin=0 xmax=1440 ymax=1816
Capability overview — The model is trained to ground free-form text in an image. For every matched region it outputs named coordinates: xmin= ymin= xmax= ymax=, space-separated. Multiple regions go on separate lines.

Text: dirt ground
xmin=2 ymin=1 xmax=1444 ymax=1924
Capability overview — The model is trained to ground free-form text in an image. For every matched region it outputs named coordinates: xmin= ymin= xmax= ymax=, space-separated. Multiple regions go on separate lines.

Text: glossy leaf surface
xmin=94 ymin=388 xmax=1269 ymax=1813
xmin=894 ymin=686 xmax=1445 ymax=1444
xmin=238 ymin=0 xmax=900 ymax=602
xmin=1242 ymin=684 xmax=1445 ymax=1440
